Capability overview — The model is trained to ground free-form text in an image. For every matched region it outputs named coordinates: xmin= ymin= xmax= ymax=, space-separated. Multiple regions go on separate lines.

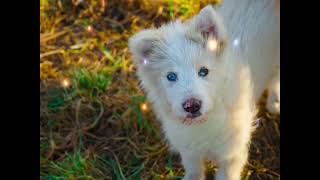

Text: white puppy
xmin=129 ymin=0 xmax=279 ymax=179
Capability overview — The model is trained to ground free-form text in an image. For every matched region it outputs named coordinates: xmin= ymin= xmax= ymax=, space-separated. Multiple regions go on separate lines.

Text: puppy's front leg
xmin=266 ymin=66 xmax=280 ymax=114
xmin=215 ymin=153 xmax=248 ymax=180
xmin=181 ymin=151 xmax=205 ymax=180
xmin=266 ymin=50 xmax=280 ymax=114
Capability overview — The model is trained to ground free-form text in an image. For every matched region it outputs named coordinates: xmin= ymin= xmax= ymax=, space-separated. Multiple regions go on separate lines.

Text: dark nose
xmin=182 ymin=98 xmax=202 ymax=114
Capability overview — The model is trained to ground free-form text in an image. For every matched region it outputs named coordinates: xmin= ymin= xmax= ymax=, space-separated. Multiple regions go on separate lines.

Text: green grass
xmin=73 ymin=69 xmax=113 ymax=97
xmin=43 ymin=151 xmax=97 ymax=180
xmin=100 ymin=154 xmax=126 ymax=180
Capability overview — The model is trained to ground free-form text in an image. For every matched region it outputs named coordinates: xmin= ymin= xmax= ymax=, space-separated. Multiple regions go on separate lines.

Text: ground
xmin=40 ymin=0 xmax=280 ymax=179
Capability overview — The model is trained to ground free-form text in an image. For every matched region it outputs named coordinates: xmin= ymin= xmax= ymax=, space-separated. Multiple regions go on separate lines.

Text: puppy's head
xmin=129 ymin=5 xmax=230 ymax=125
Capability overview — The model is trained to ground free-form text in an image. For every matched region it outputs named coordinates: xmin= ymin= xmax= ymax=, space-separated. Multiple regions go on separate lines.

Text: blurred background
xmin=40 ymin=0 xmax=280 ymax=179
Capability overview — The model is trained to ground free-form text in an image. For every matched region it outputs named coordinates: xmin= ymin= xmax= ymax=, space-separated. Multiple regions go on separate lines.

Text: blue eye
xmin=167 ymin=72 xmax=177 ymax=81
xmin=198 ymin=67 xmax=209 ymax=77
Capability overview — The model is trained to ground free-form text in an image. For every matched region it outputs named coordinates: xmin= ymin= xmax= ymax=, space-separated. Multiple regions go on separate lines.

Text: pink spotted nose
xmin=182 ymin=98 xmax=202 ymax=116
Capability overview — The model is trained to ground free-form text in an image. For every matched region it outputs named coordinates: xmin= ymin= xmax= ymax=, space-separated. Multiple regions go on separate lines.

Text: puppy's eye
xmin=167 ymin=72 xmax=177 ymax=81
xmin=198 ymin=67 xmax=209 ymax=77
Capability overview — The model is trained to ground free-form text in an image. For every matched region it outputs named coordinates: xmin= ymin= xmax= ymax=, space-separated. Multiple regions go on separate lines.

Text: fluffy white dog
xmin=129 ymin=0 xmax=279 ymax=179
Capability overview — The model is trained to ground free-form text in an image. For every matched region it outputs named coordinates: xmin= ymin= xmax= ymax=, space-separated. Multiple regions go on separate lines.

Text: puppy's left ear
xmin=129 ymin=29 xmax=162 ymax=69
xmin=186 ymin=5 xmax=228 ymax=55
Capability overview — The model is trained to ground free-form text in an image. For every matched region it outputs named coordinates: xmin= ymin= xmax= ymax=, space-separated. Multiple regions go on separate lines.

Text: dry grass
xmin=40 ymin=0 xmax=279 ymax=179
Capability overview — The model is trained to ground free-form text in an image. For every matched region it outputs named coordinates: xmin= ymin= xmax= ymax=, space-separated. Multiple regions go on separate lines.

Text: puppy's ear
xmin=129 ymin=29 xmax=161 ymax=67
xmin=186 ymin=5 xmax=228 ymax=55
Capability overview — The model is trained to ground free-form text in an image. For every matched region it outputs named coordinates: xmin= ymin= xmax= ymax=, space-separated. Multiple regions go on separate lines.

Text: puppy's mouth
xmin=180 ymin=112 xmax=208 ymax=125
xmin=186 ymin=112 xmax=202 ymax=118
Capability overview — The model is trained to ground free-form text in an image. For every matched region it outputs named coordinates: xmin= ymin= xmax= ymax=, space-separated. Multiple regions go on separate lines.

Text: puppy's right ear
xmin=129 ymin=29 xmax=160 ymax=67
xmin=186 ymin=5 xmax=228 ymax=55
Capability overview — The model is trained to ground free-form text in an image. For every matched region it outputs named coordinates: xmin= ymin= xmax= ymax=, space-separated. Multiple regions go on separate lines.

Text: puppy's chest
xmin=163 ymin=112 xmax=235 ymax=154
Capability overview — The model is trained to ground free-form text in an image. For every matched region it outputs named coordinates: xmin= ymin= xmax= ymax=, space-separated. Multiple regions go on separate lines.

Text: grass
xmin=40 ymin=0 xmax=280 ymax=179
xmin=43 ymin=151 xmax=99 ymax=180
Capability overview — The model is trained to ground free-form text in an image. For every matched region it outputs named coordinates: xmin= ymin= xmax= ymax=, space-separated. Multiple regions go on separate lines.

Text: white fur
xmin=129 ymin=0 xmax=279 ymax=179
xmin=218 ymin=0 xmax=280 ymax=113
